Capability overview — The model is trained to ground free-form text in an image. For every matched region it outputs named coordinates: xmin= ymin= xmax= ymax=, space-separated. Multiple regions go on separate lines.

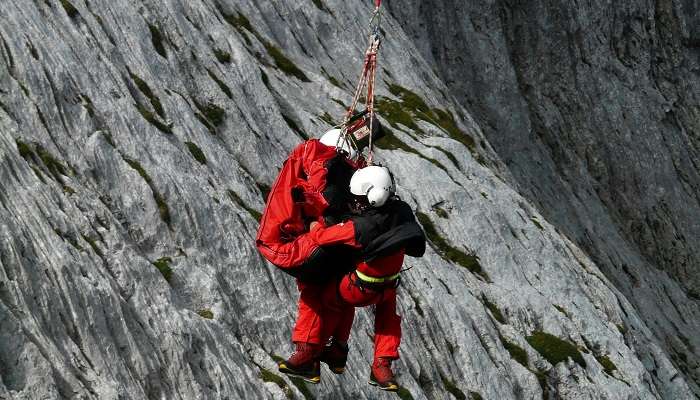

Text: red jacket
xmin=256 ymin=140 xmax=361 ymax=269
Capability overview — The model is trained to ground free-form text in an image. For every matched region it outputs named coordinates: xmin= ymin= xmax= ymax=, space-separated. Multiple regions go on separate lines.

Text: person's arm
xmin=294 ymin=140 xmax=334 ymax=216
xmin=308 ymin=220 xmax=360 ymax=248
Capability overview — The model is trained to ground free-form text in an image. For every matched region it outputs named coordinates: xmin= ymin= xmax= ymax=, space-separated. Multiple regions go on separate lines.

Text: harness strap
xmin=355 ymin=269 xmax=400 ymax=283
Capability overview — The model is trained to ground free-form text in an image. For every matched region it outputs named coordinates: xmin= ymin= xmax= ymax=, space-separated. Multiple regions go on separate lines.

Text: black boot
xmin=320 ymin=338 xmax=349 ymax=374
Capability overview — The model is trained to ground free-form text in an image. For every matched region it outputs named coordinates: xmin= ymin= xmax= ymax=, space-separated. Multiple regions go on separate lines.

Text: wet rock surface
xmin=0 ymin=1 xmax=698 ymax=399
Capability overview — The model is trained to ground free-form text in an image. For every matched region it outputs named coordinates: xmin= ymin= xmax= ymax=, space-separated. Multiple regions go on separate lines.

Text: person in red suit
xmin=256 ymin=116 xmax=383 ymax=383
xmin=315 ymin=166 xmax=426 ymax=391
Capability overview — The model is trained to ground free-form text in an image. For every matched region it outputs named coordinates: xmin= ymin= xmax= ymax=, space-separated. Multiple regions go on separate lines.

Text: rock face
xmin=0 ymin=1 xmax=697 ymax=399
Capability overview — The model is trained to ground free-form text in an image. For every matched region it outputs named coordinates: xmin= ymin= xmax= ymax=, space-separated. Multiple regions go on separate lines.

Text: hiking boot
xmin=320 ymin=338 xmax=349 ymax=374
xmin=278 ymin=342 xmax=322 ymax=384
xmin=369 ymin=357 xmax=398 ymax=391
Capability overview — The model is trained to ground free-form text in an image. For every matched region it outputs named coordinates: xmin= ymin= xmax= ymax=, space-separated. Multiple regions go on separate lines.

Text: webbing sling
xmin=337 ymin=1 xmax=383 ymax=165
xmin=355 ymin=269 xmax=400 ymax=283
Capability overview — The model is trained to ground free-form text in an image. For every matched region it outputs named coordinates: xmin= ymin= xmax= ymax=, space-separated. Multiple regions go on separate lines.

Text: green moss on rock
xmin=81 ymin=234 xmax=103 ymax=258
xmin=526 ymin=331 xmax=586 ymax=368
xmin=311 ymin=0 xmax=330 ymax=13
xmin=227 ymin=190 xmax=262 ymax=221
xmin=441 ymin=376 xmax=466 ymax=400
xmin=60 ymin=0 xmax=80 ymax=18
xmin=500 ymin=336 xmax=529 ymax=367
xmin=123 ymin=157 xmax=171 ymax=225
xmin=197 ymin=309 xmax=214 ymax=319
xmin=35 ymin=144 xmax=69 ymax=181
xmin=378 ymin=84 xmax=477 ymax=154
xmin=431 ymin=203 xmax=449 ymax=219
xmin=375 ymin=128 xmax=448 ymax=172
xmin=219 ymin=10 xmax=308 ymax=82
xmin=482 ymin=295 xmax=506 ymax=324
xmin=148 ymin=24 xmax=167 ymax=58
xmin=258 ymin=368 xmax=294 ymax=399
xmin=375 ymin=96 xmax=419 ymax=131
xmin=288 ymin=377 xmax=313 ymax=400
xmin=319 ymin=112 xmax=335 ymax=126
xmin=331 ymin=98 xmax=346 ymax=108
xmin=270 ymin=354 xmax=285 ymax=363
xmin=433 ymin=146 xmax=460 ymax=168
xmin=194 ymin=113 xmax=215 ymax=134
xmin=531 ymin=217 xmax=544 ymax=230
xmin=469 ymin=391 xmax=484 ymax=400
xmin=219 ymin=9 xmax=253 ymax=45
xmin=282 ymin=114 xmax=307 ymax=139
xmin=328 ymin=76 xmax=342 ymax=88
xmin=191 ymin=101 xmax=221 ymax=134
xmin=388 ymin=84 xmax=432 ymax=116
xmin=596 ymin=355 xmax=617 ymax=375
xmin=55 ymin=229 xmax=84 ymax=251
xmin=185 ymin=141 xmax=207 ymax=165
xmin=396 ymin=387 xmax=415 ymax=400
xmin=259 ymin=368 xmax=284 ymax=385
xmin=123 ymin=157 xmax=151 ymax=184
xmin=213 ymin=48 xmax=231 ymax=63
xmin=152 ymin=257 xmax=173 ymax=283
xmin=15 ymin=139 xmax=34 ymax=161
xmin=432 ymin=108 xmax=476 ymax=151
xmin=206 ymin=68 xmax=233 ymax=99
xmin=416 ymin=212 xmax=488 ymax=280
xmin=129 ymin=72 xmax=165 ymax=119
xmin=153 ymin=194 xmax=171 ymax=226
xmin=264 ymin=43 xmax=310 ymax=82
xmin=103 ymin=131 xmax=116 ymax=148
xmin=195 ymin=101 xmax=225 ymax=126
xmin=135 ymin=104 xmax=172 ymax=134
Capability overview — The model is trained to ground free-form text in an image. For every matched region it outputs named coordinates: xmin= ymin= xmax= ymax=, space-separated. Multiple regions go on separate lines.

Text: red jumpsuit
xmin=291 ymin=221 xmax=359 ymax=344
xmin=320 ymin=251 xmax=405 ymax=359
xmin=256 ymin=139 xmax=354 ymax=268
xmin=255 ymin=139 xmax=361 ymax=345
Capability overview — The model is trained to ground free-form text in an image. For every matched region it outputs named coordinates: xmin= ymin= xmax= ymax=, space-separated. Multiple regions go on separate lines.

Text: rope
xmin=338 ymin=2 xmax=382 ymax=165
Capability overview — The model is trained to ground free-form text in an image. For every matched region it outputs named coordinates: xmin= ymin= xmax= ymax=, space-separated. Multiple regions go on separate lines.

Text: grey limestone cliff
xmin=0 ymin=0 xmax=698 ymax=399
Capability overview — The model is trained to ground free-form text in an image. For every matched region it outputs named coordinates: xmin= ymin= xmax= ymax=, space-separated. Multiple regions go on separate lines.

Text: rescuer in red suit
xmin=276 ymin=166 xmax=426 ymax=391
xmin=255 ymin=115 xmax=383 ymax=383
xmin=317 ymin=166 xmax=425 ymax=391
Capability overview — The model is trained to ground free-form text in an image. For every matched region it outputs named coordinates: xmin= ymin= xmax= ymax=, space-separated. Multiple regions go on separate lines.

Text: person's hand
xmin=309 ymin=218 xmax=326 ymax=233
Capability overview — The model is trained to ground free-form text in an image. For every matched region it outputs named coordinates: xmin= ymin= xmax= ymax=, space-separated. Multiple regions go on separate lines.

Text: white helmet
xmin=319 ymin=129 xmax=356 ymax=159
xmin=350 ymin=166 xmax=394 ymax=208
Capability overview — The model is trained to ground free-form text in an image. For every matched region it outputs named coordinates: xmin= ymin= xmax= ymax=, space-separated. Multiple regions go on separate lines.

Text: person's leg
xmin=292 ymin=280 xmax=325 ymax=345
xmin=280 ymin=280 xmax=324 ymax=383
xmin=373 ymin=288 xmax=401 ymax=360
xmin=327 ymin=273 xmax=373 ymax=340
xmin=369 ymin=288 xmax=401 ymax=391
xmin=333 ymin=306 xmax=356 ymax=344
xmin=335 ymin=273 xmax=401 ymax=391
xmin=319 ymin=277 xmax=354 ymax=373
xmin=319 ymin=277 xmax=349 ymax=341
